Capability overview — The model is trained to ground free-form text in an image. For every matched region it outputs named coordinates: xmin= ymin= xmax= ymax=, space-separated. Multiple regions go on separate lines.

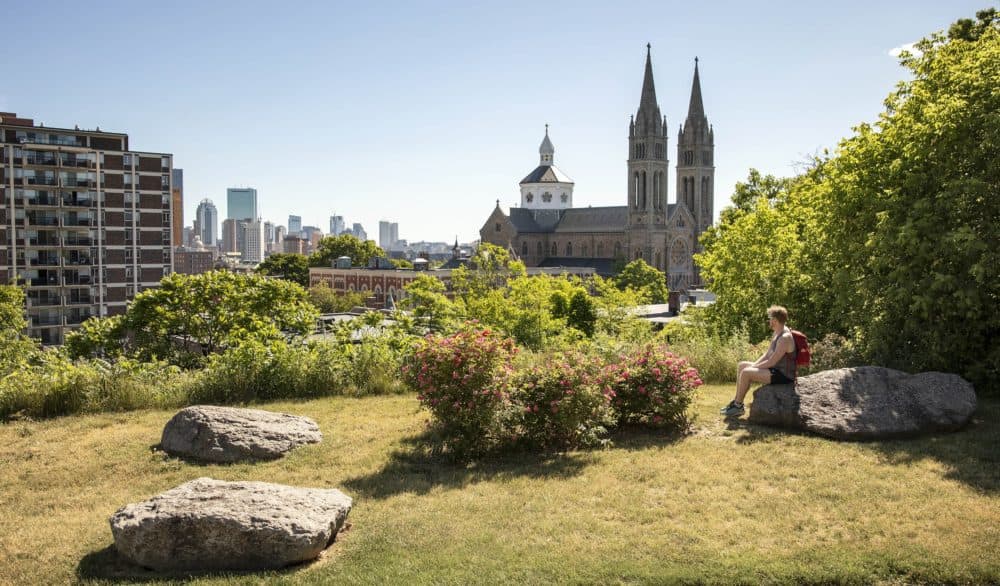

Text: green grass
xmin=1 ymin=385 xmax=997 ymax=585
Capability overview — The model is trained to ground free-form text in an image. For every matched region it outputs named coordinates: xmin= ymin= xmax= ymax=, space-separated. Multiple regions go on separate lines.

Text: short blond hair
xmin=767 ymin=305 xmax=788 ymax=324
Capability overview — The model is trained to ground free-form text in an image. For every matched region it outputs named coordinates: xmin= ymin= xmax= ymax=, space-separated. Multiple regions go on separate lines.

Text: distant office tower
xmin=171 ymin=169 xmax=184 ymax=247
xmin=274 ymin=225 xmax=287 ymax=253
xmin=221 ymin=218 xmax=265 ymax=263
xmin=288 ymin=215 xmax=302 ymax=236
xmin=301 ymin=226 xmax=320 ymax=242
xmin=379 ymin=221 xmax=391 ymax=248
xmin=195 ymin=198 xmax=219 ymax=246
xmin=390 ymin=223 xmax=399 ymax=249
xmin=330 ymin=215 xmax=345 ymax=236
xmin=263 ymin=221 xmax=275 ymax=254
xmin=182 ymin=226 xmax=193 ymax=248
xmin=352 ymin=223 xmax=367 ymax=241
xmin=226 ymin=187 xmax=258 ymax=221
xmin=0 ymin=111 xmax=173 ymax=344
xmin=241 ymin=219 xmax=266 ymax=263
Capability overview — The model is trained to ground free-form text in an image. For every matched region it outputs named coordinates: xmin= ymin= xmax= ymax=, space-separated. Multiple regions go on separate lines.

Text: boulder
xmin=160 ymin=405 xmax=321 ymax=463
xmin=748 ymin=366 xmax=976 ymax=440
xmin=110 ymin=477 xmax=352 ymax=571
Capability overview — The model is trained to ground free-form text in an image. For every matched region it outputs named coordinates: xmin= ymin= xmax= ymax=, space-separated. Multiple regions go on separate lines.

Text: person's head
xmin=767 ymin=305 xmax=788 ymax=326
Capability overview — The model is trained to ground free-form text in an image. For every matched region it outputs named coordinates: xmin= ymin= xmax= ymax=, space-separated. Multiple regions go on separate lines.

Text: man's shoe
xmin=721 ymin=401 xmax=745 ymax=417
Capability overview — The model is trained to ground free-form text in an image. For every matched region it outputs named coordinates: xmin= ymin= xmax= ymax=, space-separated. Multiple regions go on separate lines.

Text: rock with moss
xmin=160 ymin=405 xmax=321 ymax=463
xmin=749 ymin=366 xmax=976 ymax=440
xmin=110 ymin=478 xmax=351 ymax=571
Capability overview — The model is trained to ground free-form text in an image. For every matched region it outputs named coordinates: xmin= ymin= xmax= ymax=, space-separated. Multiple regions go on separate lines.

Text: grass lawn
xmin=1 ymin=384 xmax=997 ymax=585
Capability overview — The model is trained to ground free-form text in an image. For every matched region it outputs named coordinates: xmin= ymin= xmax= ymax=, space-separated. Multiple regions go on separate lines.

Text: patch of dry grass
xmin=0 ymin=386 xmax=997 ymax=585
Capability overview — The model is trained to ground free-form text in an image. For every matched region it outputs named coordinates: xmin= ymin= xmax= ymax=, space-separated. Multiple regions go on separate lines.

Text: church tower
xmin=627 ymin=44 xmax=669 ymax=262
xmin=520 ymin=125 xmax=574 ymax=211
xmin=676 ymin=58 xmax=714 ymax=239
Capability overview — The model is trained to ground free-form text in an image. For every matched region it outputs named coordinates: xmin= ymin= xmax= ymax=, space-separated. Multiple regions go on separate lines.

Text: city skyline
xmin=2 ymin=1 xmax=985 ymax=243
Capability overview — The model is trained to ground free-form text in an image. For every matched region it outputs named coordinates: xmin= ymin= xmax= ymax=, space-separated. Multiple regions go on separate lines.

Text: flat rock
xmin=748 ymin=366 xmax=976 ymax=440
xmin=110 ymin=477 xmax=352 ymax=571
xmin=160 ymin=405 xmax=321 ymax=463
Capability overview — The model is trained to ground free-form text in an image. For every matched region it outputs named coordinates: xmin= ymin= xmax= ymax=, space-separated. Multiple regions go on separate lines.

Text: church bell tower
xmin=627 ymin=44 xmax=669 ymax=261
xmin=676 ymin=57 xmax=714 ymax=239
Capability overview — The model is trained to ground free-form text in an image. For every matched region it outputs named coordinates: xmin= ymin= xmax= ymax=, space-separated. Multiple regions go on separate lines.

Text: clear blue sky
xmin=3 ymin=1 xmax=989 ymax=243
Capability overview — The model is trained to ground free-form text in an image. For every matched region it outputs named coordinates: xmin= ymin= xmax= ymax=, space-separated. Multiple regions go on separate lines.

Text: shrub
xmin=600 ymin=344 xmax=702 ymax=427
xmin=512 ymin=351 xmax=613 ymax=450
xmin=805 ymin=333 xmax=865 ymax=374
xmin=189 ymin=340 xmax=331 ymax=404
xmin=402 ymin=326 xmax=518 ymax=458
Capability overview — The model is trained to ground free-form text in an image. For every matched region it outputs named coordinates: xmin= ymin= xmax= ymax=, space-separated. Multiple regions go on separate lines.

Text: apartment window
xmin=162 ymin=250 xmax=171 ymax=263
xmin=123 ymin=154 xmax=132 ymax=167
xmin=125 ymin=267 xmax=133 ymax=279
xmin=125 ymin=191 xmax=133 ymax=204
xmin=125 ymin=248 xmax=133 ymax=262
xmin=161 ymin=175 xmax=169 ymax=189
xmin=160 ymin=156 xmax=169 ymax=170
xmin=124 ymin=210 xmax=133 ymax=223
xmin=162 ymin=229 xmax=170 ymax=244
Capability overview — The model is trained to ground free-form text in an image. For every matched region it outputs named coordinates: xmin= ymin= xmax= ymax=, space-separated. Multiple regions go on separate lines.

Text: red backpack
xmin=790 ymin=330 xmax=811 ymax=366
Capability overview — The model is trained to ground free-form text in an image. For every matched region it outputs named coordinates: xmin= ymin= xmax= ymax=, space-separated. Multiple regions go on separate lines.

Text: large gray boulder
xmin=749 ymin=366 xmax=976 ymax=440
xmin=160 ymin=405 xmax=321 ymax=463
xmin=110 ymin=478 xmax=352 ymax=571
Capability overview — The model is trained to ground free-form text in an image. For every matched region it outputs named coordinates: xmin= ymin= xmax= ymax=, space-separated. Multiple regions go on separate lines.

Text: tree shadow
xmin=77 ymin=544 xmax=326 ymax=582
xmin=861 ymin=397 xmax=1000 ymax=493
xmin=608 ymin=421 xmax=695 ymax=451
xmin=342 ymin=429 xmax=600 ymax=501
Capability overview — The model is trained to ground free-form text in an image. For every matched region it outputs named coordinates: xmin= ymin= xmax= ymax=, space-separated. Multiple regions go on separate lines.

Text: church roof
xmin=537 ymin=257 xmax=618 ymax=276
xmin=554 ymin=206 xmax=628 ymax=233
xmin=519 ymin=164 xmax=574 ymax=185
xmin=508 ymin=208 xmax=544 ymax=232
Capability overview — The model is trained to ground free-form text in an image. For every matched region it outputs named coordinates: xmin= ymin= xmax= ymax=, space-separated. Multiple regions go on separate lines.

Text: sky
xmin=3 ymin=1 xmax=989 ymax=244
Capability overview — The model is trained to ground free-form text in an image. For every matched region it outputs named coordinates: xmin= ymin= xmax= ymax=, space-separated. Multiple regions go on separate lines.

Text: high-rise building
xmin=329 ymin=215 xmax=345 ymax=236
xmin=221 ymin=217 xmax=265 ymax=263
xmin=352 ymin=223 xmax=367 ymax=242
xmin=0 ymin=111 xmax=174 ymax=344
xmin=379 ymin=220 xmax=398 ymax=249
xmin=171 ymin=169 xmax=184 ymax=248
xmin=226 ymin=187 xmax=257 ymax=221
xmin=273 ymin=225 xmax=287 ymax=253
xmin=195 ymin=198 xmax=218 ymax=246
xmin=287 ymin=215 xmax=302 ymax=236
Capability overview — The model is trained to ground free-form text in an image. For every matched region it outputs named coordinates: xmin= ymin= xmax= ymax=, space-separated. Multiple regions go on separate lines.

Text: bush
xmin=402 ymin=326 xmax=518 ymax=458
xmin=513 ymin=351 xmax=613 ymax=450
xmin=601 ymin=344 xmax=702 ymax=427
xmin=804 ymin=333 xmax=865 ymax=374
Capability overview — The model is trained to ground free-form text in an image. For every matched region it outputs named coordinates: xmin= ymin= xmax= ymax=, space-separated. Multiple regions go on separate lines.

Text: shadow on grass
xmin=863 ymin=396 xmax=1000 ymax=494
xmin=731 ymin=396 xmax=1000 ymax=493
xmin=76 ymin=544 xmax=321 ymax=583
xmin=344 ymin=423 xmax=695 ymax=501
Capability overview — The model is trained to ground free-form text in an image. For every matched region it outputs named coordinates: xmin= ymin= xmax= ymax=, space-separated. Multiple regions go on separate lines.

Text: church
xmin=479 ymin=45 xmax=714 ymax=291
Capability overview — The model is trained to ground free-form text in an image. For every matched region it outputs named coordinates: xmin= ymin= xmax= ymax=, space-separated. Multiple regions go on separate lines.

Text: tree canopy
xmin=256 ymin=253 xmax=311 ymax=287
xmin=309 ymin=234 xmax=384 ymax=268
xmin=696 ymin=9 xmax=999 ymax=390
xmin=614 ymin=259 xmax=669 ymax=304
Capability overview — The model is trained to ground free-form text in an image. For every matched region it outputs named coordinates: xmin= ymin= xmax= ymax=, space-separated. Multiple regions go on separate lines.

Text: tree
xmin=818 ymin=9 xmax=999 ymax=387
xmin=400 ymin=274 xmax=463 ymax=333
xmin=0 ymin=284 xmax=36 ymax=372
xmin=307 ymin=281 xmax=366 ymax=313
xmin=309 ymin=234 xmax=384 ymax=268
xmin=614 ymin=259 xmax=669 ymax=304
xmin=124 ymin=271 xmax=318 ymax=365
xmin=567 ymin=290 xmax=597 ymax=337
xmin=256 ymin=253 xmax=310 ymax=287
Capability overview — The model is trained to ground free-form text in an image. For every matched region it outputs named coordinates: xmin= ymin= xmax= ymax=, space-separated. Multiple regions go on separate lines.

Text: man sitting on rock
xmin=721 ymin=305 xmax=797 ymax=418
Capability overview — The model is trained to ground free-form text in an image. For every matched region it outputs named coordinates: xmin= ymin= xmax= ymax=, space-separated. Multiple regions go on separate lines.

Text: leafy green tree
xmin=124 ymin=271 xmax=318 ymax=366
xmin=308 ymin=281 xmax=366 ymax=313
xmin=400 ymin=274 xmax=463 ymax=332
xmin=614 ymin=259 xmax=669 ymax=304
xmin=64 ymin=314 xmax=127 ymax=360
xmin=256 ymin=253 xmax=310 ymax=287
xmin=817 ymin=8 xmax=999 ymax=386
xmin=391 ymin=258 xmax=413 ymax=269
xmin=309 ymin=234 xmax=384 ymax=268
xmin=0 ymin=284 xmax=36 ymax=372
xmin=567 ymin=290 xmax=597 ymax=337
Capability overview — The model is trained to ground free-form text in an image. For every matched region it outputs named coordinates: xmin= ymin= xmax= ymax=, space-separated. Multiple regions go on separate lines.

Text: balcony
xmin=61 ymin=178 xmax=96 ymax=188
xmin=63 ymin=256 xmax=93 ymax=266
xmin=61 ymin=156 xmax=94 ymax=168
xmin=25 ymin=176 xmax=58 ymax=186
xmin=29 ymin=277 xmax=61 ymax=287
xmin=29 ymin=257 xmax=62 ymax=267
xmin=66 ymin=296 xmax=94 ymax=306
xmin=63 ymin=274 xmax=93 ymax=285
xmin=26 ymin=215 xmax=60 ymax=227
xmin=63 ymin=237 xmax=94 ymax=246
xmin=27 ymin=296 xmax=61 ymax=307
xmin=63 ymin=216 xmax=96 ymax=227
xmin=24 ymin=194 xmax=60 ymax=206
xmin=25 ymin=155 xmax=58 ymax=166
xmin=30 ymin=315 xmax=63 ymax=327
xmin=27 ymin=236 xmax=62 ymax=246
xmin=62 ymin=194 xmax=95 ymax=207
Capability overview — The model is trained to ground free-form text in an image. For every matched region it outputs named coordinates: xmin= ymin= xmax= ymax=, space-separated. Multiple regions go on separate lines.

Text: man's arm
xmin=758 ymin=333 xmax=794 ymax=368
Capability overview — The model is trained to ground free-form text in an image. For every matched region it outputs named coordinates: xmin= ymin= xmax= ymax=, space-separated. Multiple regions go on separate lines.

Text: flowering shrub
xmin=402 ymin=325 xmax=517 ymax=457
xmin=512 ymin=351 xmax=614 ymax=450
xmin=600 ymin=344 xmax=702 ymax=427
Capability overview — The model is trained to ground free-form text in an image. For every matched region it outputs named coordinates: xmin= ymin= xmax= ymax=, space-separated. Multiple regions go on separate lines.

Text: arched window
xmin=537 ymin=241 xmax=543 ymax=257
xmin=635 ymin=249 xmax=642 ymax=260
xmin=551 ymin=242 xmax=557 ymax=256
xmin=641 ymin=171 xmax=647 ymax=209
xmin=522 ymin=242 xmax=528 ymax=257
xmin=582 ymin=244 xmax=588 ymax=257
xmin=566 ymin=242 xmax=572 ymax=256
xmin=655 ymin=252 xmax=662 ymax=270
xmin=614 ymin=242 xmax=622 ymax=258
xmin=633 ymin=173 xmax=640 ymax=208
xmin=597 ymin=242 xmax=603 ymax=256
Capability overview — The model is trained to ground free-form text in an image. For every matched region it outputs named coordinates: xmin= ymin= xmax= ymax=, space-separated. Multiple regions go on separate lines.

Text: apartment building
xmin=0 ymin=112 xmax=174 ymax=344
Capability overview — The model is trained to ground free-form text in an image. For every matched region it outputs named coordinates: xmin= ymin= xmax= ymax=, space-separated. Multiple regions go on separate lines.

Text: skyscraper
xmin=226 ymin=187 xmax=258 ymax=221
xmin=195 ymin=198 xmax=219 ymax=246
xmin=352 ymin=223 xmax=367 ymax=242
xmin=287 ymin=215 xmax=302 ymax=236
xmin=330 ymin=215 xmax=345 ymax=236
